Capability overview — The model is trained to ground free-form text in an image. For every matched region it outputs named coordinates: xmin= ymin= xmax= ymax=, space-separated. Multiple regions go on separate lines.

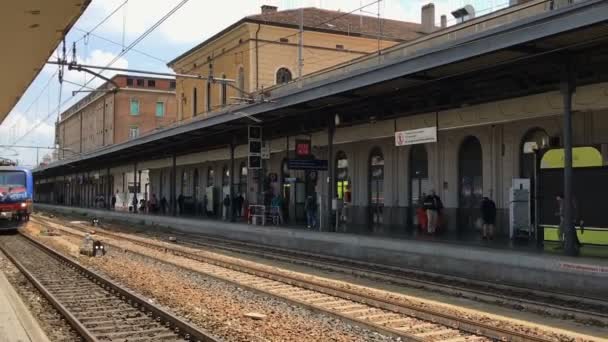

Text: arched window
xmin=369 ymin=148 xmax=384 ymax=229
xmin=458 ymin=136 xmax=483 ymax=231
xmin=207 ymin=167 xmax=215 ymax=188
xmin=276 ymin=67 xmax=292 ymax=84
xmin=335 ymin=151 xmax=350 ymax=203
xmin=237 ymin=66 xmax=245 ymax=96
xmin=239 ymin=162 xmax=248 ymax=195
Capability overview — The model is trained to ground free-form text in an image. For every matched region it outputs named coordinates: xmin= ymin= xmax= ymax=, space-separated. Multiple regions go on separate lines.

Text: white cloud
xmin=63 ymin=49 xmax=129 ymax=89
xmin=90 ymin=0 xmax=262 ymax=45
xmin=0 ymin=111 xmax=56 ymax=167
xmin=87 ymin=0 xmax=465 ymax=45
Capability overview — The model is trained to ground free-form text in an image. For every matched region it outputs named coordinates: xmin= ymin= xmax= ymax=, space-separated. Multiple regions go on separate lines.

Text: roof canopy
xmin=36 ymin=0 xmax=608 ymax=176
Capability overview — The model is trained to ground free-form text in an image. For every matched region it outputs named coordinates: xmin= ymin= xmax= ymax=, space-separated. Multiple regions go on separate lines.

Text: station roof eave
xmin=34 ymin=0 xmax=608 ymax=177
xmin=0 ymin=0 xmax=91 ymax=123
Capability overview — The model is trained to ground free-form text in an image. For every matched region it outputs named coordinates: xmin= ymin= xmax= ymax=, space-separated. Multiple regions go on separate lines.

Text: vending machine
xmin=509 ymin=179 xmax=531 ymax=239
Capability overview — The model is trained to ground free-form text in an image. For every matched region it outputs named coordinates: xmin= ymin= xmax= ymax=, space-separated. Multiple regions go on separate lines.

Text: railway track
xmin=0 ymin=233 xmax=220 ymax=342
xmin=36 ymin=213 xmax=608 ymax=327
xmin=167 ymin=229 xmax=608 ymax=324
xmin=33 ymin=216 xmax=560 ymax=342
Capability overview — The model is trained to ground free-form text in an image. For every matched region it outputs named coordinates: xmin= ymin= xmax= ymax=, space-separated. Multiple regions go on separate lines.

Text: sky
xmin=0 ymin=0 xmax=508 ymax=167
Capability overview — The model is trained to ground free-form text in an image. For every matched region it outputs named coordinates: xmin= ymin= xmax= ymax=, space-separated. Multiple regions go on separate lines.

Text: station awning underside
xmin=35 ymin=0 xmax=608 ymax=177
xmin=0 ymin=0 xmax=90 ymax=123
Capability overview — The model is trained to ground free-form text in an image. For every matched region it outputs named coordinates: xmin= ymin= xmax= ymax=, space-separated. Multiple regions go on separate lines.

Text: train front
xmin=0 ymin=167 xmax=33 ymax=229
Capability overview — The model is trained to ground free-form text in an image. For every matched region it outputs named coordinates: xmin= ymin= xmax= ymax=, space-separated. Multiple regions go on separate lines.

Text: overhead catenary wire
xmin=9 ymin=0 xmax=190 ymax=148
xmin=72 ymin=28 xmax=168 ymax=64
xmin=75 ymin=0 xmax=190 ymax=92
xmin=74 ymin=0 xmax=129 ymax=44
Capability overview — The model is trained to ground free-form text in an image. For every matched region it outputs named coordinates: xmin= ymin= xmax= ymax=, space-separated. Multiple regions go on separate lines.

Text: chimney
xmin=261 ymin=5 xmax=278 ymax=14
xmin=421 ymin=3 xmax=436 ymax=34
xmin=440 ymin=15 xmax=447 ymax=28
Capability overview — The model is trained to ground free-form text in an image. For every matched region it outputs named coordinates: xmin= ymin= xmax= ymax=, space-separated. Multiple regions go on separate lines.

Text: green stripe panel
xmin=543 ymin=226 xmax=608 ymax=245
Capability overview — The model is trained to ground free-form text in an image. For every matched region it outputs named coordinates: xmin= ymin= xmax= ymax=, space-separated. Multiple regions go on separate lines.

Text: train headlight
xmin=20 ymin=202 xmax=27 ymax=208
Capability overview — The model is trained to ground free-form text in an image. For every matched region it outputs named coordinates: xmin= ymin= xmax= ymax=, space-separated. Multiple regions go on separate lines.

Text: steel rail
xmin=174 ymin=231 xmax=608 ymax=322
xmin=1 ymin=232 xmax=221 ymax=342
xmin=38 ymin=218 xmax=556 ymax=342
xmin=36 ymin=214 xmax=608 ymax=318
xmin=0 ymin=239 xmax=99 ymax=342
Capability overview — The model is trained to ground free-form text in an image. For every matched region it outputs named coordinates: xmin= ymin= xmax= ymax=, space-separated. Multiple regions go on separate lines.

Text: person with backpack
xmin=305 ymin=194 xmax=317 ymax=230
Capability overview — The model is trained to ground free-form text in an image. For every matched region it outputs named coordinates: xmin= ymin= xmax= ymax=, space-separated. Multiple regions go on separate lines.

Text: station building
xmin=34 ymin=0 xmax=608 ymax=244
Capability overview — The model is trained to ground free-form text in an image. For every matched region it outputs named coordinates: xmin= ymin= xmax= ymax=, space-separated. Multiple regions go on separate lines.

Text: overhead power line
xmin=8 ymin=0 xmax=190 ymax=148
xmin=76 ymin=0 xmax=190 ymax=92
xmin=75 ymin=0 xmax=129 ymax=43
xmin=73 ymin=28 xmax=167 ymax=64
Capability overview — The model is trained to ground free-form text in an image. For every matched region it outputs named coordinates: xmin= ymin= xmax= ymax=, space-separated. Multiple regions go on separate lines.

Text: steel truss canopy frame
xmin=0 ymin=0 xmax=91 ymax=123
xmin=35 ymin=0 xmax=608 ymax=176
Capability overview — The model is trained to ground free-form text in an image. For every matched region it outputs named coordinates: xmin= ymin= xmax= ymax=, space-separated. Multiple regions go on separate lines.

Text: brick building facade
xmin=56 ymin=74 xmax=177 ymax=159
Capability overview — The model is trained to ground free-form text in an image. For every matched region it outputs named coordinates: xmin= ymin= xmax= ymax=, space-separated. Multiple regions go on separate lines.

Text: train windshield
xmin=0 ymin=171 xmax=26 ymax=196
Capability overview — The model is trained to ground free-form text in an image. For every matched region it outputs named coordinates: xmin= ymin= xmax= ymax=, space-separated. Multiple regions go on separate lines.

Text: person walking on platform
xmin=149 ymin=194 xmax=158 ymax=213
xmin=480 ymin=196 xmax=496 ymax=240
xmin=177 ymin=193 xmax=185 ymax=215
xmin=223 ymin=194 xmax=231 ymax=221
xmin=423 ymin=190 xmax=443 ymax=234
xmin=132 ymin=194 xmax=138 ymax=213
xmin=111 ymin=192 xmax=117 ymax=210
xmin=305 ymin=194 xmax=317 ymax=230
xmin=555 ymin=193 xmax=581 ymax=250
xmin=235 ymin=193 xmax=244 ymax=218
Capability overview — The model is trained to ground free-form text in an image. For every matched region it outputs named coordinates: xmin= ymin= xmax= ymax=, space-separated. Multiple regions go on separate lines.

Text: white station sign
xmin=395 ymin=126 xmax=437 ymax=146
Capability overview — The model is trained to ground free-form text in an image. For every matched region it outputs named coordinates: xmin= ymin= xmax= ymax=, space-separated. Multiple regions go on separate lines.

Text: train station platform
xmin=36 ymin=204 xmax=608 ymax=298
xmin=0 ymin=270 xmax=50 ymax=342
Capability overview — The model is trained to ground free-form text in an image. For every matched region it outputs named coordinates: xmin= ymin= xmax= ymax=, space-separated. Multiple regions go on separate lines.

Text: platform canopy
xmin=0 ymin=0 xmax=90 ymax=123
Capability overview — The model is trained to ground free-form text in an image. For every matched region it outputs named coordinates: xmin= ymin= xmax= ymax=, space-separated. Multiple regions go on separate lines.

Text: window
xmin=130 ymin=98 xmax=140 ymax=115
xmin=206 ymin=81 xmax=212 ymax=112
xmin=237 ymin=66 xmax=245 ymax=96
xmin=147 ymin=79 xmax=156 ymax=87
xmin=220 ymin=73 xmax=227 ymax=106
xmin=336 ymin=44 xmax=344 ymax=50
xmin=126 ymin=78 xmax=133 ymax=86
xmin=279 ymin=38 xmax=289 ymax=43
xmin=136 ymin=79 xmax=144 ymax=87
xmin=276 ymin=67 xmax=292 ymax=84
xmin=128 ymin=126 xmax=139 ymax=140
xmin=336 ymin=151 xmax=349 ymax=201
xmin=192 ymin=87 xmax=198 ymax=117
xmin=155 ymin=101 xmax=165 ymax=117
xmin=170 ymin=81 xmax=176 ymax=89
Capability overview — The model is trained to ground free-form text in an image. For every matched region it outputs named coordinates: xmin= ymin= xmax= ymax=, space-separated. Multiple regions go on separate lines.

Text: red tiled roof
xmin=248 ymin=7 xmax=422 ymax=41
xmin=169 ymin=7 xmax=423 ymax=66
